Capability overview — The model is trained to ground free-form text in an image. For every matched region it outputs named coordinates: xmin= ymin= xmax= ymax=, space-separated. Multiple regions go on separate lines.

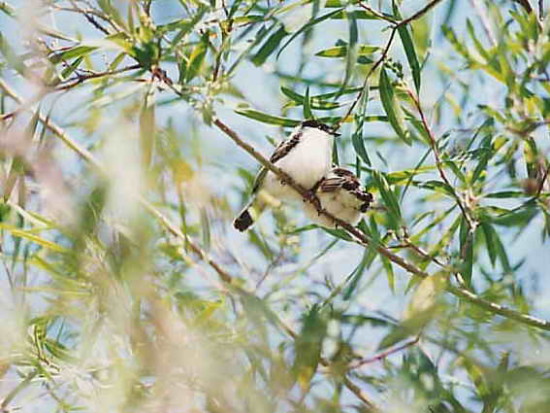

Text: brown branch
xmin=0 ymin=79 xmax=380 ymax=410
xmin=335 ymin=28 xmax=397 ymax=129
xmin=55 ymin=64 xmax=142 ymax=91
xmin=337 ymin=0 xmax=447 ymax=129
xmin=350 ymin=336 xmax=421 ymax=369
xmin=394 ymin=0 xmax=446 ymax=28
xmin=210 ymin=116 xmax=550 ymax=331
xmin=406 ymin=88 xmax=477 ymax=231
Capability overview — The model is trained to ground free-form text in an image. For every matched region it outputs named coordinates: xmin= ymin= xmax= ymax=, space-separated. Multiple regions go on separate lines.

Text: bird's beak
xmin=331 ymin=131 xmax=341 ymax=137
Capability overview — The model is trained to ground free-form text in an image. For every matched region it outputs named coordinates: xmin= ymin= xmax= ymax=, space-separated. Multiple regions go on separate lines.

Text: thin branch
xmin=0 ymin=79 xmax=380 ymax=410
xmin=350 ymin=336 xmax=421 ymax=369
xmin=210 ymin=117 xmax=550 ymax=331
xmin=357 ymin=1 xmax=397 ymax=24
xmin=335 ymin=28 xmax=397 ymax=129
xmin=337 ymin=0 xmax=446 ymax=129
xmin=55 ymin=64 xmax=142 ymax=90
xmin=394 ymin=0 xmax=446 ymax=28
xmin=406 ymin=88 xmax=477 ymax=231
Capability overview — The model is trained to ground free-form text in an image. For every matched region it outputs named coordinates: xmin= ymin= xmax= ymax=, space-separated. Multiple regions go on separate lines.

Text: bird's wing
xmin=269 ymin=129 xmax=302 ymax=163
xmin=250 ymin=128 xmax=302 ymax=194
xmin=319 ymin=176 xmax=346 ymax=193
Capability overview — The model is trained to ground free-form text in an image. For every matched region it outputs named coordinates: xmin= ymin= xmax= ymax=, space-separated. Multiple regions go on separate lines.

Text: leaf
xmin=281 ymin=87 xmax=341 ymax=110
xmin=49 ymin=45 xmax=98 ymax=64
xmin=251 ymin=25 xmax=287 ymax=66
xmin=352 ymin=130 xmax=371 ymax=166
xmin=372 ymin=170 xmax=402 ymax=229
xmin=379 ymin=68 xmax=411 ymax=145
xmin=292 ymin=305 xmax=328 ymax=390
xmin=393 ymin=1 xmax=421 ymax=92
xmin=315 ymin=44 xmax=379 ymax=58
xmin=277 ymin=8 xmax=345 ymax=58
xmin=185 ymin=37 xmax=207 ymax=82
xmin=342 ymin=11 xmax=358 ymax=92
xmin=0 ymin=224 xmax=67 ymax=253
xmin=459 ymin=217 xmax=474 ymax=285
xmin=303 ymin=87 xmax=313 ymax=119
xmin=235 ymin=109 xmax=300 ymax=127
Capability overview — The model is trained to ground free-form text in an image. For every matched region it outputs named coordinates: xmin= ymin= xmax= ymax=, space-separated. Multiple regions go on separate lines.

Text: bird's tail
xmin=233 ymin=199 xmax=256 ymax=231
xmin=233 ymin=208 xmax=254 ymax=231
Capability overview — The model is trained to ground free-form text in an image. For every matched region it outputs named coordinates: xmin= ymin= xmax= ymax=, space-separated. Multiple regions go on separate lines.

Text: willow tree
xmin=0 ymin=0 xmax=549 ymax=412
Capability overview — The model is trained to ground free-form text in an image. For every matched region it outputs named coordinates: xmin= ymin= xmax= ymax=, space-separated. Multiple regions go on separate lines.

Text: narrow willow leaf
xmin=379 ymin=68 xmax=411 ymax=145
xmin=0 ymin=224 xmax=67 ymax=253
xmin=49 ymin=45 xmax=98 ymax=64
xmin=352 ymin=131 xmax=371 ymax=166
xmin=252 ymin=25 xmax=287 ymax=66
xmin=381 ymin=255 xmax=395 ymax=292
xmin=281 ymin=87 xmax=340 ymax=110
xmin=459 ymin=217 xmax=474 ymax=285
xmin=315 ymin=44 xmax=379 ymax=58
xmin=277 ymin=8 xmax=344 ymax=58
xmin=140 ymin=90 xmax=155 ymax=167
xmin=185 ymin=38 xmax=207 ymax=82
xmin=393 ymin=1 xmax=421 ymax=92
xmin=292 ymin=305 xmax=328 ymax=390
xmin=372 ymin=170 xmax=402 ymax=229
xmin=235 ymin=109 xmax=300 ymax=127
xmin=303 ymin=87 xmax=313 ymax=119
xmin=342 ymin=11 xmax=358 ymax=92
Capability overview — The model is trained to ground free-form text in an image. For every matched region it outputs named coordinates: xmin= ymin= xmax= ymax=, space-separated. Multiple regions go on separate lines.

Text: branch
xmin=337 ymin=0 xmax=446 ymax=129
xmin=211 ymin=116 xmax=550 ymax=332
xmin=350 ymin=336 xmax=421 ymax=369
xmin=0 ymin=79 xmax=380 ymax=410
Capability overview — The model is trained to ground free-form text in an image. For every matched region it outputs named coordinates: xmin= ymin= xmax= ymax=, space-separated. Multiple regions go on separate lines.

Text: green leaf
xmin=277 ymin=8 xmax=345 ymax=58
xmin=235 ymin=109 xmax=300 ymax=127
xmin=379 ymin=68 xmax=411 ymax=145
xmin=292 ymin=305 xmax=328 ymax=390
xmin=251 ymin=25 xmax=287 ymax=66
xmin=372 ymin=170 xmax=402 ymax=229
xmin=185 ymin=36 xmax=208 ymax=82
xmin=0 ymin=224 xmax=67 ymax=254
xmin=49 ymin=45 xmax=98 ymax=64
xmin=459 ymin=218 xmax=474 ymax=285
xmin=303 ymin=87 xmax=313 ymax=119
xmin=315 ymin=44 xmax=379 ymax=58
xmin=352 ymin=131 xmax=371 ymax=166
xmin=281 ymin=86 xmax=341 ymax=110
xmin=342 ymin=11 xmax=358 ymax=92
xmin=393 ymin=1 xmax=421 ymax=92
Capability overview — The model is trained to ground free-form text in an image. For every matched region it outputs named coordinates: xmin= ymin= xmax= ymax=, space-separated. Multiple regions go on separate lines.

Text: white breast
xmin=263 ymin=127 xmax=334 ymax=201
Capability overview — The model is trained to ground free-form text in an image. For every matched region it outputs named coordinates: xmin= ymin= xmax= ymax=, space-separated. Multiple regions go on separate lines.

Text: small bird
xmin=234 ymin=120 xmax=339 ymax=231
xmin=304 ymin=167 xmax=373 ymax=228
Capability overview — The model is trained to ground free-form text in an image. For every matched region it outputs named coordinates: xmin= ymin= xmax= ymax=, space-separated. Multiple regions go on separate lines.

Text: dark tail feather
xmin=233 ymin=209 xmax=254 ymax=231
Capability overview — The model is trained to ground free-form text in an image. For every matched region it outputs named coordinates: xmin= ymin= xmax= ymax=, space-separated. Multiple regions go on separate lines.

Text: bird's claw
xmin=303 ymin=190 xmax=322 ymax=210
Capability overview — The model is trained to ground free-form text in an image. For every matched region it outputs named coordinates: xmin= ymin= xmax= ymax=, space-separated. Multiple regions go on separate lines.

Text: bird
xmin=303 ymin=167 xmax=373 ymax=228
xmin=233 ymin=119 xmax=339 ymax=231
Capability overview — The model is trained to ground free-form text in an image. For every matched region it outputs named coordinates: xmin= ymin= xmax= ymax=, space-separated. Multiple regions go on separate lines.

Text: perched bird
xmin=233 ymin=120 xmax=339 ymax=231
xmin=304 ymin=167 xmax=373 ymax=228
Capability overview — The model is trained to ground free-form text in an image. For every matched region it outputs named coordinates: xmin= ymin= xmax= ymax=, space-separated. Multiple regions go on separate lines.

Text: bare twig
xmin=350 ymin=335 xmax=421 ymax=369
xmin=337 ymin=0 xmax=447 ymax=129
xmin=406 ymin=88 xmax=477 ymax=231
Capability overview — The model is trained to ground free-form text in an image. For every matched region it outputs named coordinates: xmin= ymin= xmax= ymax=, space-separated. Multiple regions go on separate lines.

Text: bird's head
xmin=300 ymin=119 xmax=341 ymax=137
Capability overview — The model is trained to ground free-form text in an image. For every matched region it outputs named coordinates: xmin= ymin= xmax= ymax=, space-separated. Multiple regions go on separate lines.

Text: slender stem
xmin=210 ymin=116 xmax=550 ymax=331
xmin=350 ymin=336 xmax=421 ymax=369
xmin=0 ymin=79 xmax=380 ymax=410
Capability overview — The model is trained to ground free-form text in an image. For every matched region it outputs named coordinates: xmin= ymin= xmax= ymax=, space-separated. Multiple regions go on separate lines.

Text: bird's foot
xmin=303 ymin=190 xmax=322 ymax=211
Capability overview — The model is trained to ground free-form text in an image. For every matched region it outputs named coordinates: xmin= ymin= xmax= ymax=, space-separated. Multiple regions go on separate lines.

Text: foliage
xmin=0 ymin=0 xmax=549 ymax=412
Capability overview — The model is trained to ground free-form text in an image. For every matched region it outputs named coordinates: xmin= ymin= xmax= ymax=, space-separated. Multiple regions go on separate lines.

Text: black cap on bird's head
xmin=301 ymin=119 xmax=341 ymax=137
